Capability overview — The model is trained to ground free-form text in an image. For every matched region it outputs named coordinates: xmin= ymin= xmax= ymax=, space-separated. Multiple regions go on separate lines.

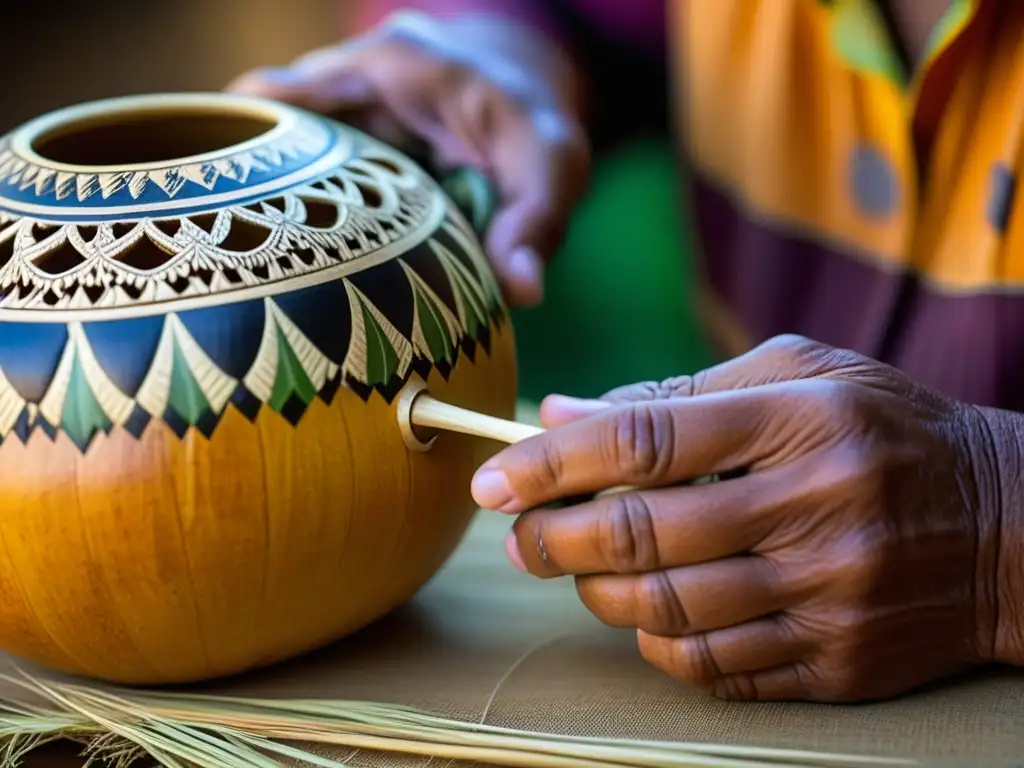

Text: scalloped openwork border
xmin=0 ymin=204 xmax=507 ymax=453
xmin=0 ymin=140 xmax=438 ymax=315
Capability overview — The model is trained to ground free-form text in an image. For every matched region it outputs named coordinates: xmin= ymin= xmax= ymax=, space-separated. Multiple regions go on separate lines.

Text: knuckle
xmin=434 ymin=59 xmax=475 ymax=91
xmin=658 ymin=375 xmax=697 ymax=398
xmin=844 ymin=535 xmax=890 ymax=592
xmin=635 ymin=571 xmax=689 ymax=634
xmin=816 ymin=378 xmax=865 ymax=416
xmin=501 ymin=440 xmax=567 ymax=506
xmin=757 ymin=333 xmax=873 ymax=380
xmin=638 ymin=636 xmax=712 ymax=689
xmin=812 ymin=438 xmax=873 ymax=487
xmin=710 ymin=674 xmax=758 ymax=702
xmin=612 ymin=404 xmax=677 ymax=482
xmin=599 ymin=494 xmax=661 ymax=572
xmin=816 ymin=344 xmax=870 ymax=375
xmin=757 ymin=334 xmax=872 ymax=381
xmin=524 ymin=110 xmax=591 ymax=181
xmin=530 ymin=437 xmax=566 ymax=493
xmin=545 ymin=117 xmax=590 ymax=159
xmin=602 ymin=377 xmax=696 ymax=404
xmin=808 ymin=610 xmax=874 ymax=661
xmin=808 ymin=658 xmax=866 ymax=702
xmin=461 ymin=73 xmax=500 ymax=103
xmin=803 ymin=446 xmax=889 ymax=534
xmin=527 ymin=107 xmax=575 ymax=139
xmin=756 ymin=333 xmax=820 ymax=363
xmin=790 ymin=379 xmax=872 ymax=438
xmin=685 ymin=635 xmax=725 ymax=688
xmin=602 ymin=382 xmax=661 ymax=404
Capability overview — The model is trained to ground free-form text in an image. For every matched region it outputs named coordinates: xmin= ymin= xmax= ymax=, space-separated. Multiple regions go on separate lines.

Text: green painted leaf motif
xmin=440 ymin=167 xmax=498 ymax=235
xmin=361 ymin=302 xmax=399 ymax=386
xmin=413 ymin=283 xmax=455 ymax=365
xmin=451 ymin=267 xmax=485 ymax=339
xmin=168 ymin=336 xmax=211 ymax=425
xmin=269 ymin=325 xmax=317 ymax=412
xmin=61 ymin=351 xmax=113 ymax=450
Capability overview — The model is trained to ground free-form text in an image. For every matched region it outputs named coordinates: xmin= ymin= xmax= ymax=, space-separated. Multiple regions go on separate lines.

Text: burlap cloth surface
xmin=10 ymin=506 xmax=1024 ymax=767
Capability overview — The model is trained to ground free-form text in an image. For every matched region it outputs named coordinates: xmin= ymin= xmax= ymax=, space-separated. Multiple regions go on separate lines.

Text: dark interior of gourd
xmin=31 ymin=109 xmax=276 ymax=166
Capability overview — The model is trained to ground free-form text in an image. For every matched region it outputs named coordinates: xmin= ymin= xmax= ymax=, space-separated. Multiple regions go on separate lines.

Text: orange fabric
xmin=671 ymin=0 xmax=1024 ymax=293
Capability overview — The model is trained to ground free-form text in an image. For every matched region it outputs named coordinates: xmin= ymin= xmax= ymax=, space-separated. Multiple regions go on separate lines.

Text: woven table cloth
xmin=12 ymin=505 xmax=1024 ymax=767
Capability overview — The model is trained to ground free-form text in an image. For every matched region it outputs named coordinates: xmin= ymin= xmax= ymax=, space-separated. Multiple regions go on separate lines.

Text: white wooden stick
xmin=411 ymin=393 xmax=544 ymax=445
xmin=395 ymin=379 xmax=542 ymax=451
xmin=395 ymin=380 xmax=637 ymax=499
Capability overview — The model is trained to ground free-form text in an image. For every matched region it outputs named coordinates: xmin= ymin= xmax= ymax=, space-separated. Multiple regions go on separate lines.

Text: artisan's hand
xmin=471 ymin=335 xmax=1009 ymax=702
xmin=228 ymin=11 xmax=590 ymax=307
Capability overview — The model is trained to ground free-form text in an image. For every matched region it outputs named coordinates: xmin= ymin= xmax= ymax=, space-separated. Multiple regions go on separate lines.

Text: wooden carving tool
xmin=396 ymin=380 xmax=636 ymax=502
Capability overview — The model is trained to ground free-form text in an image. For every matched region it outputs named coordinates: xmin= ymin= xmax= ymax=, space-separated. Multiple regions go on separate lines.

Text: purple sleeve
xmin=351 ymin=0 xmax=565 ymax=40
xmin=348 ymin=0 xmax=665 ymax=64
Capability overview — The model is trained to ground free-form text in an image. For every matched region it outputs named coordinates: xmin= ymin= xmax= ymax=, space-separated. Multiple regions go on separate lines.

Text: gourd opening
xmin=30 ymin=108 xmax=278 ymax=167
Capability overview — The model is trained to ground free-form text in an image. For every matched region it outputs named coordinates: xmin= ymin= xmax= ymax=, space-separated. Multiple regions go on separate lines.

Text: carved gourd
xmin=0 ymin=93 xmax=516 ymax=684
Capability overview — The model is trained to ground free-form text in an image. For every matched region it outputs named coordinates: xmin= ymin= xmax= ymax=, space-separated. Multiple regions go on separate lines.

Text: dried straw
xmin=0 ymin=669 xmax=913 ymax=768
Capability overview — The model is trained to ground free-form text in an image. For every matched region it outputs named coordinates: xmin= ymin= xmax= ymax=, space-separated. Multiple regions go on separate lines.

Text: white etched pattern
xmin=0 ymin=116 xmax=328 ymax=203
xmin=0 ymin=145 xmax=434 ymax=314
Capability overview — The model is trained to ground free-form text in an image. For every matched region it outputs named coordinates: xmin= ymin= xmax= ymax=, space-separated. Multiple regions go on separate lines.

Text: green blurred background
xmin=510 ymin=138 xmax=715 ymax=401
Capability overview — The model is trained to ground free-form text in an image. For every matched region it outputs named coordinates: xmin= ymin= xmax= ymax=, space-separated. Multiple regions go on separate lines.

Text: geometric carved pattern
xmin=0 ymin=207 xmax=506 ymax=452
xmin=0 ymin=94 xmax=455 ymax=315
xmin=0 ymin=94 xmax=507 ymax=451
xmin=0 ymin=149 xmax=434 ymax=313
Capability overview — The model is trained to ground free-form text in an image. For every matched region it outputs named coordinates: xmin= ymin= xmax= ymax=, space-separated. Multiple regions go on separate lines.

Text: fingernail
xmin=544 ymin=395 xmax=610 ymax=416
xmin=472 ymin=468 xmax=514 ymax=511
xmin=540 ymin=394 xmax=611 ymax=428
xmin=506 ymin=248 xmax=543 ymax=305
xmin=504 ymin=530 xmax=527 ymax=572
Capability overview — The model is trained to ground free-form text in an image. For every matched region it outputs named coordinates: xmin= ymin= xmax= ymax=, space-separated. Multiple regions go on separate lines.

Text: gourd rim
xmin=8 ymin=93 xmax=297 ymax=174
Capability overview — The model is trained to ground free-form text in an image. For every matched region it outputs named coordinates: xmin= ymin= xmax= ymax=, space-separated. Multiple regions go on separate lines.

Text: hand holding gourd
xmin=228 ymin=10 xmax=590 ymax=307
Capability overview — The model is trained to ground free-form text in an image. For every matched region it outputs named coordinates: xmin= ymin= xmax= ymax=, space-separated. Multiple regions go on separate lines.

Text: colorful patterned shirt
xmin=361 ymin=1 xmax=1024 ymax=410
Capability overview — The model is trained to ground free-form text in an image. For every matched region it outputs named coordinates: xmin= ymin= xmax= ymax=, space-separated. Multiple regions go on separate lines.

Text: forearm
xmin=348 ymin=0 xmax=587 ymax=119
xmin=976 ymin=406 xmax=1024 ymax=665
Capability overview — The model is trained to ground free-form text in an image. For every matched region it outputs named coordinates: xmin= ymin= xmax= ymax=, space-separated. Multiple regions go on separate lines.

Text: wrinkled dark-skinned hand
xmin=227 ymin=10 xmax=590 ymax=307
xmin=471 ymin=335 xmax=1024 ymax=702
